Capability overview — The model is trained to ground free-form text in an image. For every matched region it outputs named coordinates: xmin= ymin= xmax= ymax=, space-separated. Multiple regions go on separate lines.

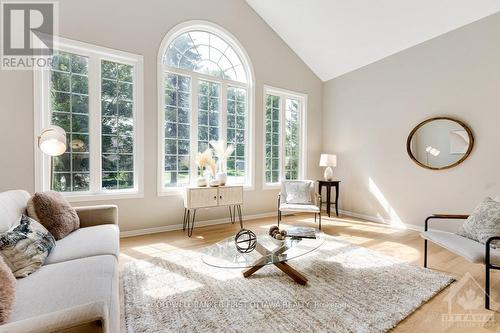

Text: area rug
xmin=122 ymin=236 xmax=453 ymax=333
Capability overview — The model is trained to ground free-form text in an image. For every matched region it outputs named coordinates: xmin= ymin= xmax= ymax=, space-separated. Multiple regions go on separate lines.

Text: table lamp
xmin=319 ymin=154 xmax=337 ymax=181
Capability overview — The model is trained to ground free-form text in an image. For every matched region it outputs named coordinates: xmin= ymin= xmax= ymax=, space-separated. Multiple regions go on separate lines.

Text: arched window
xmin=158 ymin=22 xmax=253 ymax=192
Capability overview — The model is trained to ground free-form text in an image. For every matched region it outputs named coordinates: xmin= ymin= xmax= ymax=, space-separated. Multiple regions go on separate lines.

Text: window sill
xmin=62 ymin=191 xmax=144 ymax=202
xmin=263 ymin=183 xmax=281 ymax=190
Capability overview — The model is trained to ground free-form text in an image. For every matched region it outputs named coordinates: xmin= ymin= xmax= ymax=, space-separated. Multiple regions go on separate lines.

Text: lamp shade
xmin=38 ymin=125 xmax=67 ymax=156
xmin=319 ymin=154 xmax=337 ymax=167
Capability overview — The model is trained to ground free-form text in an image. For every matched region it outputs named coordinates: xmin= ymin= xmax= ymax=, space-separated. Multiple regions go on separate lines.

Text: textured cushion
xmin=9 ymin=255 xmax=119 ymax=333
xmin=457 ymin=197 xmax=500 ymax=249
xmin=0 ymin=256 xmax=16 ymax=324
xmin=283 ymin=181 xmax=313 ymax=204
xmin=0 ymin=190 xmax=30 ymax=233
xmin=280 ymin=203 xmax=320 ymax=213
xmin=0 ymin=215 xmax=55 ymax=278
xmin=27 ymin=191 xmax=79 ymax=240
xmin=421 ymin=230 xmax=500 ymax=264
xmin=45 ymin=224 xmax=119 ymax=265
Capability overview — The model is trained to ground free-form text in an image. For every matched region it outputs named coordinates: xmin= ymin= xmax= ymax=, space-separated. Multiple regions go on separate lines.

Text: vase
xmin=216 ymin=172 xmax=227 ymax=186
xmin=197 ymin=176 xmax=207 ymax=187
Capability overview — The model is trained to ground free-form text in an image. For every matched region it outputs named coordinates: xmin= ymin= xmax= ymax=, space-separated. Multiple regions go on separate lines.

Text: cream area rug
xmin=122 ymin=236 xmax=453 ymax=333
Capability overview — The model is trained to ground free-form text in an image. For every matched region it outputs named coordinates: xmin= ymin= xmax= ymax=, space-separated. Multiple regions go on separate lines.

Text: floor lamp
xmin=38 ymin=125 xmax=67 ymax=189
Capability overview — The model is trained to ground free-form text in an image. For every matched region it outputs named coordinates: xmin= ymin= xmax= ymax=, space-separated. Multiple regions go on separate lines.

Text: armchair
xmin=422 ymin=214 xmax=500 ymax=309
xmin=277 ymin=180 xmax=322 ymax=229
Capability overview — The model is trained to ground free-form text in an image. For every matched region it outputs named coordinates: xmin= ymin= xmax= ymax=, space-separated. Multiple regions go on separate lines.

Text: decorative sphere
xmin=235 ymin=229 xmax=257 ymax=253
xmin=269 ymin=225 xmax=279 ymax=236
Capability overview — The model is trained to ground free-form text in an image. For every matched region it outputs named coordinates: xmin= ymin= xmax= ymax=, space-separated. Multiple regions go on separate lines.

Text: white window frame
xmin=157 ymin=20 xmax=255 ymax=196
xmin=34 ymin=37 xmax=144 ymax=202
xmin=262 ymin=85 xmax=307 ymax=189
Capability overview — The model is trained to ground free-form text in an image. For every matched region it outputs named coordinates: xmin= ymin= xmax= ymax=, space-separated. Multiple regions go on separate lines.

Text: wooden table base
xmin=241 ymin=242 xmax=308 ymax=285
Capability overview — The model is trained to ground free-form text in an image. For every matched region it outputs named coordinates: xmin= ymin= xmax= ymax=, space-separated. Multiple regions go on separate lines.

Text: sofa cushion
xmin=45 ymin=224 xmax=119 ymax=265
xmin=421 ymin=230 xmax=500 ymax=264
xmin=280 ymin=203 xmax=320 ymax=213
xmin=27 ymin=191 xmax=80 ymax=240
xmin=0 ymin=190 xmax=30 ymax=233
xmin=9 ymin=255 xmax=119 ymax=333
xmin=0 ymin=215 xmax=56 ymax=278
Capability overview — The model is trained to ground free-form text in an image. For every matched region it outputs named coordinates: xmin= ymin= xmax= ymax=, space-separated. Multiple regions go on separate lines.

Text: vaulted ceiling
xmin=246 ymin=0 xmax=500 ymax=81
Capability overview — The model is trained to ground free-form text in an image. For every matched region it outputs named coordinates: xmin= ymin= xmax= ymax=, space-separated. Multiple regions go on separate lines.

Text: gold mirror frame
xmin=406 ymin=117 xmax=474 ymax=170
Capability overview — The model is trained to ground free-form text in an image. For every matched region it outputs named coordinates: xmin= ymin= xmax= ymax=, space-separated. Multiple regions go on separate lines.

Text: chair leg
xmin=319 ymin=212 xmax=321 ymax=230
xmin=278 ymin=210 xmax=280 ymax=227
xmin=486 ymin=265 xmax=491 ymax=309
xmin=314 ymin=213 xmax=317 ymax=223
xmin=424 ymin=239 xmax=428 ymax=268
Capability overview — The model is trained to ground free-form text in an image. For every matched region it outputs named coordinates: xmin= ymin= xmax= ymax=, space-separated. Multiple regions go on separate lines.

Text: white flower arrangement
xmin=209 ymin=139 xmax=234 ymax=173
xmin=196 ymin=148 xmax=216 ymax=177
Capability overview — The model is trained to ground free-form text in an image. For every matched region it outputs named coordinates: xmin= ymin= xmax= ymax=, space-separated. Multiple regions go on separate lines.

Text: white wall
xmin=0 ymin=0 xmax=323 ymax=232
xmin=322 ymin=12 xmax=500 ymax=228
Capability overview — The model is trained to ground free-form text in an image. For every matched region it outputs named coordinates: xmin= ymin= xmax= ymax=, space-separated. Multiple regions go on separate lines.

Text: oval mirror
xmin=407 ymin=117 xmax=474 ymax=170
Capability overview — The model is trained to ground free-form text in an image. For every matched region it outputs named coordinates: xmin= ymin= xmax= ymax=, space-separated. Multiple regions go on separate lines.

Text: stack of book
xmin=285 ymin=227 xmax=316 ymax=239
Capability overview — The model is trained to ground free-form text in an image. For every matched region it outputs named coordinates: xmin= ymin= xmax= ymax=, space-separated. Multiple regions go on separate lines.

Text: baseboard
xmin=120 ymin=210 xmax=282 ymax=238
xmin=121 ymin=209 xmax=423 ymax=238
xmin=339 ymin=209 xmax=423 ymax=232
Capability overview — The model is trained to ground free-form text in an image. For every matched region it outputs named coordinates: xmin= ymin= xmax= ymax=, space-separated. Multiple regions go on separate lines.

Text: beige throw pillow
xmin=27 ymin=191 xmax=79 ymax=240
xmin=0 ymin=256 xmax=16 ymax=324
xmin=457 ymin=197 xmax=500 ymax=249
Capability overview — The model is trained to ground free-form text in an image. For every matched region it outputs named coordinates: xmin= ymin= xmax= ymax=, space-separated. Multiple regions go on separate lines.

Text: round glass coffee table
xmin=201 ymin=229 xmax=325 ymax=285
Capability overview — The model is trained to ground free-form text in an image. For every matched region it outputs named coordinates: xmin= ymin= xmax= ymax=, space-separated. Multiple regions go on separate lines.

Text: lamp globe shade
xmin=319 ymin=154 xmax=337 ymax=167
xmin=39 ymin=125 xmax=67 ymax=156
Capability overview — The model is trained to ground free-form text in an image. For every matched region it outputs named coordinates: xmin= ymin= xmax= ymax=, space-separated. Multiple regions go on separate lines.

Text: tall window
xmin=35 ymin=38 xmax=143 ymax=199
xmin=264 ymin=86 xmax=306 ymax=186
xmin=159 ymin=23 xmax=253 ymax=192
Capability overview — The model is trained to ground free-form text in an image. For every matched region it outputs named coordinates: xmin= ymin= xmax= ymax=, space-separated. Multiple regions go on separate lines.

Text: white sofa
xmin=0 ymin=190 xmax=120 ymax=333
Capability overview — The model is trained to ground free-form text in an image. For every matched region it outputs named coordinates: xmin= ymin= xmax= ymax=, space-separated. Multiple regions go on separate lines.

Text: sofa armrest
xmin=0 ymin=302 xmax=108 ymax=333
xmin=75 ymin=205 xmax=118 ymax=228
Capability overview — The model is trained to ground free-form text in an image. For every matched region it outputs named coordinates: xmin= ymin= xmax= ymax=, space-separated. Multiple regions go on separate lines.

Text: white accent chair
xmin=421 ymin=197 xmax=500 ymax=310
xmin=277 ymin=180 xmax=322 ymax=229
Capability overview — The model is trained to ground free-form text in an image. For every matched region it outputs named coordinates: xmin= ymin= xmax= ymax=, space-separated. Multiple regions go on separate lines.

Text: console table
xmin=183 ymin=185 xmax=243 ymax=237
xmin=317 ymin=180 xmax=340 ymax=217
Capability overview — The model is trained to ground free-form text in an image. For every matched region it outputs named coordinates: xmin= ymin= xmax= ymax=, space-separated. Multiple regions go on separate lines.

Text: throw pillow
xmin=0 ymin=256 xmax=16 ymax=324
xmin=284 ymin=182 xmax=312 ymax=204
xmin=0 ymin=215 xmax=56 ymax=278
xmin=457 ymin=197 xmax=500 ymax=249
xmin=27 ymin=191 xmax=79 ymax=240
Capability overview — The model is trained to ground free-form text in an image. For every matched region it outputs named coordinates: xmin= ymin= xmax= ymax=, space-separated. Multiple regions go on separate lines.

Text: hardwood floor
xmin=120 ymin=213 xmax=500 ymax=332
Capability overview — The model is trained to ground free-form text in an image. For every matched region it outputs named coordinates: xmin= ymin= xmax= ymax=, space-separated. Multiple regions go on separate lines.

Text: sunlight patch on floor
xmin=129 ymin=243 xmax=180 ymax=256
xmin=338 ymin=235 xmax=374 ymax=245
xmin=134 ymin=261 xmax=204 ymax=298
xmin=345 ymin=224 xmax=399 ymax=234
xmin=370 ymin=241 xmax=420 ymax=262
